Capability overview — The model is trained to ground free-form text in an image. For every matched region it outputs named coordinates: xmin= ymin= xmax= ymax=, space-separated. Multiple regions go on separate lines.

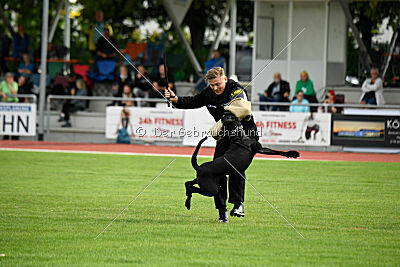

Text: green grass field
xmin=0 ymin=151 xmax=399 ymax=266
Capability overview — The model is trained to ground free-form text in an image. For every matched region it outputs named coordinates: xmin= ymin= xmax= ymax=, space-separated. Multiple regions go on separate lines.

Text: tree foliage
xmin=1 ymin=0 xmax=254 ymax=53
xmin=349 ymin=1 xmax=400 ymax=52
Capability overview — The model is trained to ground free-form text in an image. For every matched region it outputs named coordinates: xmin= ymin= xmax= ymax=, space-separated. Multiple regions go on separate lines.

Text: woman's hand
xmin=8 ymin=83 xmax=17 ymax=94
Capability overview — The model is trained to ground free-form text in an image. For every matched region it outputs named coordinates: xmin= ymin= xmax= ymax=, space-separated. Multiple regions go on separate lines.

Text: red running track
xmin=0 ymin=140 xmax=399 ymax=163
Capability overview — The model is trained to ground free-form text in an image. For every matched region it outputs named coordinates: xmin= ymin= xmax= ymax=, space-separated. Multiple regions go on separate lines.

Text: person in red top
xmin=318 ymin=89 xmax=340 ymax=113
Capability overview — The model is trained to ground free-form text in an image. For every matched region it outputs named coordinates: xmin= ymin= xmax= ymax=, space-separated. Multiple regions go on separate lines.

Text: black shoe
xmin=218 ymin=209 xmax=228 ymax=223
xmin=58 ymin=116 xmax=65 ymax=122
xmin=230 ymin=202 xmax=244 ymax=217
xmin=61 ymin=122 xmax=72 ymax=128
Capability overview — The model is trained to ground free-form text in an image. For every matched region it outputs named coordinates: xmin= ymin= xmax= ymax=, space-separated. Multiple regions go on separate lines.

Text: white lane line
xmin=0 ymin=147 xmax=354 ymax=162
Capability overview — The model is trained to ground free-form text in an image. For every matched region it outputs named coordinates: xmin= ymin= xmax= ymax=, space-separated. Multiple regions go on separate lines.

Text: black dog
xmin=185 ymin=112 xmax=299 ymax=210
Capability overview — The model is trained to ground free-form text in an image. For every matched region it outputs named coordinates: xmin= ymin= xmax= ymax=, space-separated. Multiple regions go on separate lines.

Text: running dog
xmin=184 ymin=111 xmax=299 ymax=210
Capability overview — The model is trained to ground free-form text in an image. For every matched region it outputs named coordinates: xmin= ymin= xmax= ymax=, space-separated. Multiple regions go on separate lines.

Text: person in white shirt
xmin=360 ymin=68 xmax=385 ymax=106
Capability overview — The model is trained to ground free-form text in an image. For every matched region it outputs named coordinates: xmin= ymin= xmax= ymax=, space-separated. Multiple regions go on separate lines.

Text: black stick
xmin=164 ymin=52 xmax=170 ymax=107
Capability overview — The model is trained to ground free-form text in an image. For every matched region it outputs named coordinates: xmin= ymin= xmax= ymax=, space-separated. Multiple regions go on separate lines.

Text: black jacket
xmin=96 ymin=36 xmax=119 ymax=56
xmin=174 ymin=79 xmax=258 ymax=139
xmin=265 ymin=80 xmax=290 ymax=100
xmin=133 ymin=73 xmax=152 ymax=92
xmin=115 ymin=75 xmax=133 ymax=97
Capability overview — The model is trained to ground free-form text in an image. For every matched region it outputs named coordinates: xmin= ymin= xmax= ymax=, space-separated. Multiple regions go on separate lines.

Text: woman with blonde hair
xmin=59 ymin=76 xmax=88 ymax=127
xmin=295 ymin=70 xmax=318 ymax=110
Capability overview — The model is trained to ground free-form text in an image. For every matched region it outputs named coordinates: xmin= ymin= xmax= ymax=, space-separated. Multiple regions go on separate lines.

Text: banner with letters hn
xmin=0 ymin=103 xmax=36 ymax=136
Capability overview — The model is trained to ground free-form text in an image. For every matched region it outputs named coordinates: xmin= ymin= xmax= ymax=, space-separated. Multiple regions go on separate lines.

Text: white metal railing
xmin=10 ymin=94 xmax=397 ymax=136
xmin=45 ymin=95 xmax=169 ymax=134
xmin=252 ymin=101 xmax=400 ymax=112
xmin=1 ymin=94 xmax=37 ymax=103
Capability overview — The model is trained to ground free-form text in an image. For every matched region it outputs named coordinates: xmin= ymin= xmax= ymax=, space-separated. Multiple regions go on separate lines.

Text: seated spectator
xmin=17 ymin=52 xmax=34 ymax=79
xmin=121 ymin=84 xmax=135 ymax=107
xmin=259 ymin=72 xmax=290 ymax=111
xmin=35 ymin=42 xmax=68 ymax=59
xmin=59 ymin=78 xmax=88 ymax=127
xmin=318 ymin=89 xmax=340 ymax=113
xmin=133 ymin=65 xmax=152 ymax=99
xmin=13 ymin=25 xmax=30 ymax=60
xmin=0 ymin=72 xmax=18 ymax=102
xmin=17 ymin=76 xmax=33 ymax=102
xmin=289 ymin=91 xmax=310 ymax=113
xmin=46 ymin=42 xmax=58 ymax=59
xmin=109 ymin=64 xmax=132 ymax=106
xmin=96 ymin=27 xmax=118 ymax=61
xmin=360 ymin=68 xmax=385 ymax=106
xmin=205 ymin=50 xmax=225 ymax=73
xmin=196 ymin=50 xmax=226 ymax=92
xmin=150 ymin=64 xmax=176 ymax=107
xmin=295 ymin=71 xmax=318 ymax=109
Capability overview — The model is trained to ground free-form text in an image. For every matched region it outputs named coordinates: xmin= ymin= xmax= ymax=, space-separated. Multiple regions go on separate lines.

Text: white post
xmin=323 ymin=0 xmax=329 ymax=91
xmin=229 ymin=0 xmax=237 ymax=77
xmin=64 ymin=0 xmax=70 ymax=74
xmin=208 ymin=0 xmax=230 ymax=59
xmin=287 ymin=1 xmax=293 ymax=87
xmin=64 ymin=0 xmax=70 ymax=61
xmin=48 ymin=0 xmax=64 ymax=42
xmin=38 ymin=0 xmax=49 ymax=141
xmin=251 ymin=0 xmax=258 ymax=102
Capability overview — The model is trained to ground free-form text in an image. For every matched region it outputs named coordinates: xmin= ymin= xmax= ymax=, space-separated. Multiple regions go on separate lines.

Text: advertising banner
xmin=106 ymin=108 xmax=332 ymax=147
xmin=252 ymin=111 xmax=331 ymax=146
xmin=0 ymin=103 xmax=36 ymax=136
xmin=331 ymin=114 xmax=400 ymax=147
xmin=106 ymin=106 xmax=184 ymax=141
xmin=182 ymin=107 xmax=216 ymax=147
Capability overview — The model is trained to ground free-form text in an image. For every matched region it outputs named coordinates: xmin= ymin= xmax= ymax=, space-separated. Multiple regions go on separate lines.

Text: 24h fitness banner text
xmin=106 ymin=106 xmax=184 ymax=141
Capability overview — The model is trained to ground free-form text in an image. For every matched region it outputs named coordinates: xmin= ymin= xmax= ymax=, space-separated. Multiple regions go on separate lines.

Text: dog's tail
xmin=191 ymin=137 xmax=208 ymax=171
xmin=255 ymin=142 xmax=300 ymax=158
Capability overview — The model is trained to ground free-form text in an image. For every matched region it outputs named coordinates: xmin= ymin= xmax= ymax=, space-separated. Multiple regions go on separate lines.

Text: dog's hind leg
xmin=185 ymin=195 xmax=192 ymax=210
xmin=185 ymin=185 xmax=203 ymax=210
xmin=185 ymin=179 xmax=200 ymax=210
xmin=185 ymin=179 xmax=197 ymax=196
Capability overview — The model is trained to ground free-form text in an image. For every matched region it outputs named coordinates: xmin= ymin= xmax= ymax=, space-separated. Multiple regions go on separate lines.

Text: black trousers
xmin=213 ymin=137 xmax=246 ymax=210
xmin=304 ymin=95 xmax=318 ymax=112
xmin=62 ymin=101 xmax=82 ymax=121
